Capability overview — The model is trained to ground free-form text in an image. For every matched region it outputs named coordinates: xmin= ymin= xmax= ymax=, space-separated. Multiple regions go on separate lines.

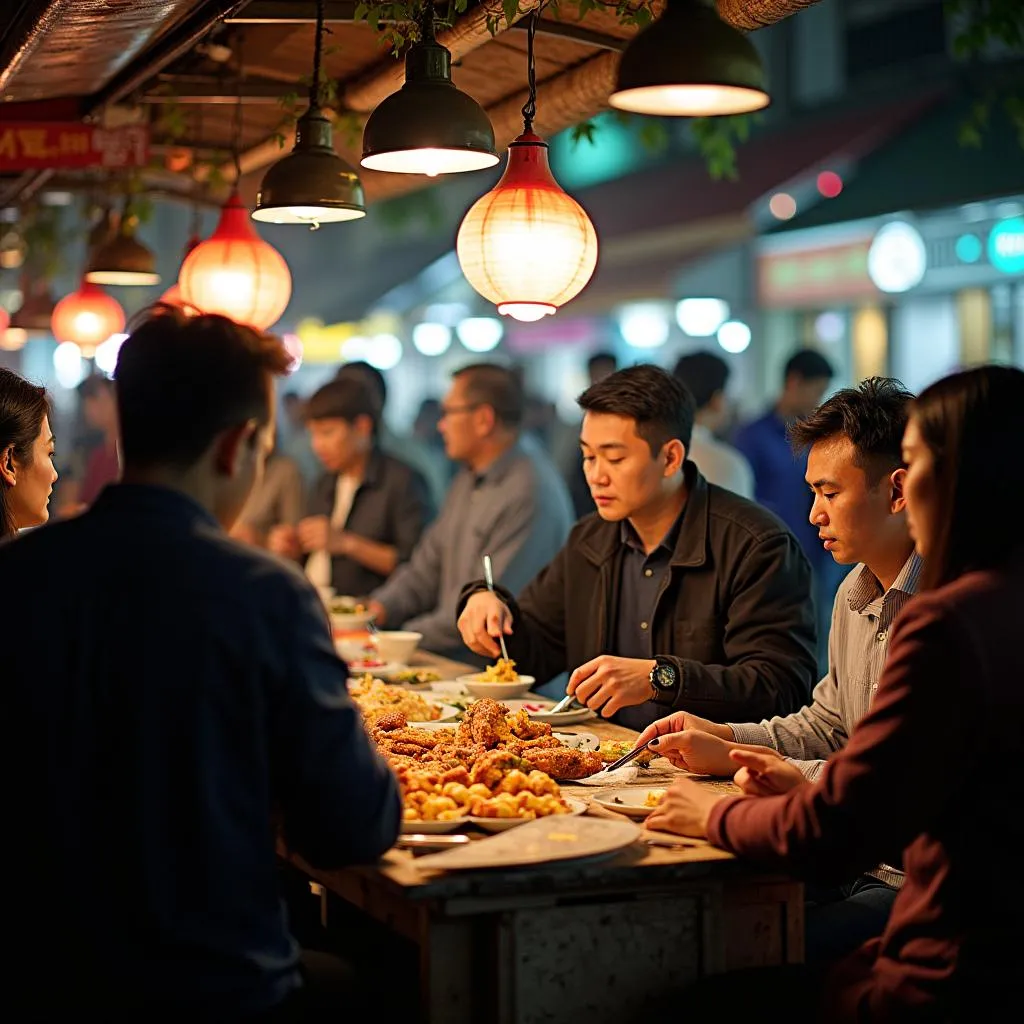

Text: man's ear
xmin=890 ymin=467 xmax=907 ymax=514
xmin=664 ymin=438 xmax=686 ymax=476
xmin=0 ymin=444 xmax=16 ymax=488
xmin=212 ymin=421 xmax=258 ymax=477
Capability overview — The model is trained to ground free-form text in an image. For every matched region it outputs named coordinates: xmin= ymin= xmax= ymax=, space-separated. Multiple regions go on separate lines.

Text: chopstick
xmin=600 ymin=736 xmax=658 ymax=774
xmin=481 ymin=554 xmax=511 ymax=664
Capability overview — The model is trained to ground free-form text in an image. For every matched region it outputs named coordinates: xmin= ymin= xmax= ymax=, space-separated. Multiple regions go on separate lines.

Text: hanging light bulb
xmin=361 ymin=1 xmax=497 ymax=177
xmin=252 ymin=0 xmax=365 ymax=226
xmin=51 ymin=280 xmax=126 ymax=356
xmin=85 ymin=203 xmax=160 ymax=286
xmin=455 ymin=10 xmax=597 ymax=322
xmin=609 ymin=0 xmax=770 ymax=117
xmin=179 ymin=191 xmax=292 ymax=331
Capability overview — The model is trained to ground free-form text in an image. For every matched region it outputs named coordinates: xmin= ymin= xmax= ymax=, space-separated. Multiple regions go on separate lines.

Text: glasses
xmin=439 ymin=402 xmax=482 ymax=419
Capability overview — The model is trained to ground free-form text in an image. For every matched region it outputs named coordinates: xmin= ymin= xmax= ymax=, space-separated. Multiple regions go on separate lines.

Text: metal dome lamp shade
xmin=179 ymin=191 xmax=292 ymax=331
xmin=9 ymin=278 xmax=56 ymax=334
xmin=361 ymin=2 xmax=498 ymax=177
xmin=85 ymin=206 xmax=160 ymax=286
xmin=252 ymin=0 xmax=365 ymax=226
xmin=609 ymin=0 xmax=770 ymax=117
xmin=51 ymin=280 xmax=126 ymax=357
xmin=455 ymin=9 xmax=597 ymax=322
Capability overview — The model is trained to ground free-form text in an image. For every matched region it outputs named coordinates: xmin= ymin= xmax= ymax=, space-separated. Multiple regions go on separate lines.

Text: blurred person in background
xmin=368 ymin=363 xmax=573 ymax=661
xmin=0 ymin=367 xmax=57 ymax=541
xmin=269 ymin=377 xmax=430 ymax=598
xmin=639 ymin=365 xmax=1024 ymax=1021
xmin=335 ymin=360 xmax=449 ymax=515
xmin=57 ymin=374 xmax=120 ymax=515
xmin=735 ymin=348 xmax=837 ymax=670
xmin=566 ymin=350 xmax=620 ymax=518
xmin=230 ymin=440 xmax=304 ymax=548
xmin=458 ymin=365 xmax=816 ymax=731
xmin=673 ymin=350 xmax=754 ymax=498
xmin=0 ymin=307 xmax=400 ymax=1017
xmin=279 ymin=390 xmax=320 ymax=487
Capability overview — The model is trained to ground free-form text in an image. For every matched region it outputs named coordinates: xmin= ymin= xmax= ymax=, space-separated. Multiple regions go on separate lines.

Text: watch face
xmin=654 ymin=664 xmax=676 ymax=690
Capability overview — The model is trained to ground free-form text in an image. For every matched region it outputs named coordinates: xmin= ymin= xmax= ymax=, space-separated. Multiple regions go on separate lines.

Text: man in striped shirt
xmin=638 ymin=377 xmax=917 ymax=965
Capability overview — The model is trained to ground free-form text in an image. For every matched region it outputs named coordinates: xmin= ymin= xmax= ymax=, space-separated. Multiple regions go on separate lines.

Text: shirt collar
xmin=93 ymin=482 xmax=220 ymax=531
xmin=472 ymin=440 xmax=521 ymax=489
xmin=619 ymin=500 xmax=687 ymax=558
xmin=847 ymin=551 xmax=922 ymax=613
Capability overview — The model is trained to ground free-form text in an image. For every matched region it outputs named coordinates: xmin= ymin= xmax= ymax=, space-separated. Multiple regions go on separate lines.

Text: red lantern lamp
xmin=456 ymin=131 xmax=598 ymax=322
xmin=51 ymin=281 xmax=126 ymax=356
xmin=178 ymin=192 xmax=292 ymax=331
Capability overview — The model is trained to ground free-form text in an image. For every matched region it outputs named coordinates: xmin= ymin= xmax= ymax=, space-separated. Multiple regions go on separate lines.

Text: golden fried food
xmin=469 ymin=749 xmax=527 ymax=789
xmin=598 ymin=739 xmax=656 ymax=767
xmin=644 ymin=789 xmax=667 ymax=808
xmin=480 ymin=658 xmax=520 ymax=682
xmin=519 ymin=746 xmax=604 ymax=781
xmin=350 ymin=676 xmax=443 ymax=726
xmin=507 ymin=708 xmax=551 ymax=740
xmin=456 ymin=697 xmax=512 ymax=748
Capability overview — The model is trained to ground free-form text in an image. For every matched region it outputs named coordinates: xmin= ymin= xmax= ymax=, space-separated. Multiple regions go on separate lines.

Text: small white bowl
xmin=374 ymin=630 xmax=423 ymax=664
xmin=456 ymin=674 xmax=536 ymax=699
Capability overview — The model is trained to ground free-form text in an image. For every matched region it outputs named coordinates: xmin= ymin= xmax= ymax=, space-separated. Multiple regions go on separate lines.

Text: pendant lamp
xmin=51 ymin=280 xmax=126 ymax=356
xmin=361 ymin=2 xmax=497 ymax=177
xmin=85 ymin=205 xmax=160 ymax=286
xmin=9 ymin=277 xmax=56 ymax=334
xmin=609 ymin=0 xmax=770 ymax=116
xmin=160 ymin=230 xmax=203 ymax=312
xmin=179 ymin=191 xmax=292 ymax=331
xmin=252 ymin=0 xmax=365 ymax=226
xmin=455 ymin=11 xmax=597 ymax=322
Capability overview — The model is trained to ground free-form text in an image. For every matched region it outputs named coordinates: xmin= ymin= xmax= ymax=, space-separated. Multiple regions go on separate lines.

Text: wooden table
xmin=285 ymin=650 xmax=804 ymax=1022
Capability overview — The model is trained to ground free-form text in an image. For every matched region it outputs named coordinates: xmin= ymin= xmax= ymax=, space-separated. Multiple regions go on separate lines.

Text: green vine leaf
xmin=570 ymin=120 xmax=598 ymax=146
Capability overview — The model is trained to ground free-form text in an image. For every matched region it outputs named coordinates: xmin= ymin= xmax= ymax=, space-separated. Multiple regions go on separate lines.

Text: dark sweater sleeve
xmin=707 ymin=595 xmax=961 ymax=884
xmin=272 ymin=583 xmax=401 ymax=868
xmin=664 ymin=529 xmax=817 ymax=722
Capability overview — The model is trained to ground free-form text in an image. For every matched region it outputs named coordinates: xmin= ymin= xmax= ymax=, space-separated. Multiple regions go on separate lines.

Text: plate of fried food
xmin=502 ymin=698 xmax=597 ymax=727
xmin=589 ymin=787 xmax=667 ymax=819
xmin=597 ymin=739 xmax=659 ymax=768
xmin=327 ymin=596 xmax=376 ymax=632
xmin=457 ymin=657 xmax=534 ymax=699
xmin=349 ymin=675 xmax=460 ymax=726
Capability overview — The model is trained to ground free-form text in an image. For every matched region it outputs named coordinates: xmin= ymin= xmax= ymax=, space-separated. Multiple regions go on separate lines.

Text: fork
xmin=481 ymin=554 xmax=511 ymax=664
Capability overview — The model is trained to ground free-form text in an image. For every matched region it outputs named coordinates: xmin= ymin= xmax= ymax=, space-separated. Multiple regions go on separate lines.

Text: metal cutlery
xmin=548 ymin=690 xmax=582 ymax=715
xmin=481 ymin=554 xmax=511 ymax=664
xmin=598 ymin=736 xmax=659 ymax=774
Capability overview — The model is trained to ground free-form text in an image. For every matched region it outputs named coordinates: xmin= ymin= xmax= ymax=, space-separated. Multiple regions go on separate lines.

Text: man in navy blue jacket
xmin=1 ymin=308 xmax=400 ymax=1018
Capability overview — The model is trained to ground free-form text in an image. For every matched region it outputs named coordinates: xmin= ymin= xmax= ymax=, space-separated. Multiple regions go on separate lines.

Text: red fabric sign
xmin=0 ymin=122 xmax=149 ymax=171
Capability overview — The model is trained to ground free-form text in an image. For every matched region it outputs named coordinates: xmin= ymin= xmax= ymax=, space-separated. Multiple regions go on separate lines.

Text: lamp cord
xmin=420 ymin=0 xmax=435 ymax=42
xmin=311 ymin=0 xmax=324 ymax=107
xmin=520 ymin=5 xmax=545 ymax=134
xmin=232 ymin=30 xmax=244 ymax=184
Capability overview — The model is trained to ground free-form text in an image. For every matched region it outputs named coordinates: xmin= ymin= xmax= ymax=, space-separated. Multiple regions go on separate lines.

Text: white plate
xmin=412 ymin=815 xmax=640 ymax=871
xmin=553 ymin=730 xmax=600 ymax=751
xmin=423 ymin=703 xmax=461 ymax=723
xmin=401 ymin=720 xmax=460 ymax=734
xmin=329 ymin=611 xmax=376 ymax=632
xmin=345 ymin=660 xmax=405 ymax=678
xmin=468 ymin=795 xmax=587 ymax=833
xmin=589 ymin=786 xmax=668 ymax=819
xmin=456 ymin=674 xmax=536 ymax=699
xmin=400 ymin=816 xmax=469 ymax=834
xmin=502 ymin=698 xmax=597 ymax=726
xmin=428 ymin=680 xmax=470 ymax=697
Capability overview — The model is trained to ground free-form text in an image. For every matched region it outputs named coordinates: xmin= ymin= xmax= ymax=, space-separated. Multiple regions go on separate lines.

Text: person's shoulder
xmin=378 ymin=449 xmax=429 ymax=488
xmin=705 ymin=481 xmax=794 ymax=543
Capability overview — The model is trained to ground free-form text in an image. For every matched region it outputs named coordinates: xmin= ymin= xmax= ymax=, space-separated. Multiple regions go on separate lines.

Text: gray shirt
xmin=371 ymin=440 xmax=574 ymax=658
xmin=729 ymin=551 xmax=921 ymax=887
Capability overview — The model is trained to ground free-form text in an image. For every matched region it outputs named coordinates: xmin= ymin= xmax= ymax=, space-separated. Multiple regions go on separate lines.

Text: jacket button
xmin=640 ymin=621 xmax=649 ymax=630
xmin=644 ymin=568 xmax=653 ymax=577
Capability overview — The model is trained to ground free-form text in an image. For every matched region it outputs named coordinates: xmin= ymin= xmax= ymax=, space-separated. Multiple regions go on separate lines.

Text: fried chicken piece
xmin=506 ymin=735 xmax=561 ymax=755
xmin=457 ymin=698 xmax=512 ymax=749
xmin=519 ymin=746 xmax=603 ymax=781
xmin=469 ymin=749 xmax=527 ymax=789
xmin=372 ymin=711 xmax=408 ymax=734
xmin=440 ymin=765 xmax=471 ymax=787
xmin=506 ymin=708 xmax=552 ymax=740
xmin=382 ymin=727 xmax=441 ymax=749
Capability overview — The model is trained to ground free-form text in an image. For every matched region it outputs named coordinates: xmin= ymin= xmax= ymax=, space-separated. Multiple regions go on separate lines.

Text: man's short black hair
xmin=452 ymin=363 xmax=524 ymax=428
xmin=789 ymin=376 xmax=915 ymax=482
xmin=785 ymin=348 xmax=834 ymax=383
xmin=77 ymin=374 xmax=114 ymax=400
xmin=336 ymin=360 xmax=387 ymax=410
xmin=304 ymin=377 xmax=380 ymax=429
xmin=673 ymin=351 xmax=729 ymax=411
xmin=578 ymin=364 xmax=695 ymax=454
xmin=115 ymin=306 xmax=291 ymax=470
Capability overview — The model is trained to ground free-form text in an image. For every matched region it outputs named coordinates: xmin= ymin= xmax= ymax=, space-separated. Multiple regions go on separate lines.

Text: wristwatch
xmin=649 ymin=656 xmax=680 ymax=705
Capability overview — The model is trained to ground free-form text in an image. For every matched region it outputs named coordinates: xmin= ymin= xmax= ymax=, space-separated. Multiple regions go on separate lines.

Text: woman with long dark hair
xmin=0 ymin=367 xmax=58 ymax=540
xmin=644 ymin=364 xmax=1024 ymax=1020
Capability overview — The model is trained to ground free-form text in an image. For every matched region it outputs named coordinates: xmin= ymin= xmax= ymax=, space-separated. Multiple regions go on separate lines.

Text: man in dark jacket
xmin=1 ymin=309 xmax=401 ymax=1016
xmin=457 ymin=364 xmax=817 ymax=730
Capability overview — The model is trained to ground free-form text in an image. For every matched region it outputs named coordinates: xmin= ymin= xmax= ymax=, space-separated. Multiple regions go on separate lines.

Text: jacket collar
xmin=577 ymin=461 xmax=710 ymax=569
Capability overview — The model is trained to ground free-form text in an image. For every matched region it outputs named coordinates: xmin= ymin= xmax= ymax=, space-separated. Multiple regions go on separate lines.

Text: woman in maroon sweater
xmin=646 ymin=365 xmax=1024 ymax=1021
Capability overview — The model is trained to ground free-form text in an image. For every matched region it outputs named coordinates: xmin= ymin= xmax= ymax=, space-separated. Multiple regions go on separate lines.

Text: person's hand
xmin=267 ymin=524 xmax=300 ymax=560
xmin=644 ymin=777 xmax=728 ymax=839
xmin=730 ymin=748 xmax=805 ymax=797
xmin=296 ymin=515 xmax=330 ymax=553
xmin=567 ymin=656 xmax=656 ymax=718
xmin=366 ymin=599 xmax=388 ymax=627
xmin=645 ymin=731 xmax=738 ymax=776
xmin=457 ymin=591 xmax=513 ymax=658
xmin=636 ymin=711 xmax=733 ymax=749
